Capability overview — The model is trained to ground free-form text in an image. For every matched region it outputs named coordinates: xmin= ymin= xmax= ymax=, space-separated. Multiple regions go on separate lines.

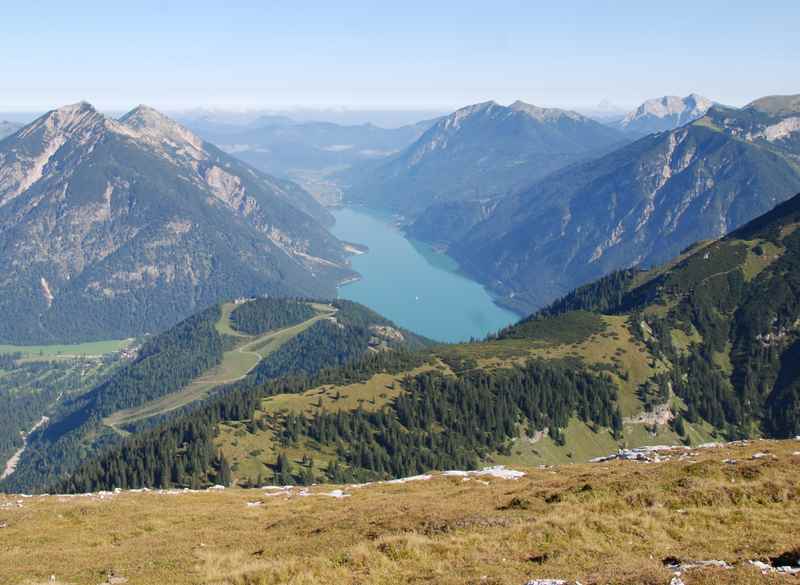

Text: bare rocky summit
xmin=616 ymin=93 xmax=714 ymax=136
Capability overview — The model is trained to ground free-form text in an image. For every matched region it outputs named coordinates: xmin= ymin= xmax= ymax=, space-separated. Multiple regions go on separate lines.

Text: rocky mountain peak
xmin=20 ymin=101 xmax=106 ymax=139
xmin=617 ymin=94 xmax=713 ymax=135
xmin=439 ymin=101 xmax=500 ymax=128
xmin=119 ymin=105 xmax=205 ymax=153
xmin=629 ymin=94 xmax=711 ymax=119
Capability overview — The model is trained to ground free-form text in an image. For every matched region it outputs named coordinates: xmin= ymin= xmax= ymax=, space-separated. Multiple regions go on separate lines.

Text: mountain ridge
xmin=615 ymin=93 xmax=713 ymax=136
xmin=417 ymin=97 xmax=800 ymax=314
xmin=0 ymin=102 xmax=355 ymax=344
xmin=340 ymin=99 xmax=628 ymax=215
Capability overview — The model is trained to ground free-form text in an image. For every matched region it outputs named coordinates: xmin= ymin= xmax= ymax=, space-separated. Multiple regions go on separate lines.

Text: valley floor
xmin=1 ymin=440 xmax=798 ymax=585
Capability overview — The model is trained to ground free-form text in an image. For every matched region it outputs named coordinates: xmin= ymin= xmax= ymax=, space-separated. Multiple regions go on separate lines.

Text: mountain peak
xmin=10 ymin=101 xmax=108 ymax=144
xmin=454 ymin=100 xmax=500 ymax=115
xmin=438 ymin=101 xmax=501 ymax=130
xmin=618 ymin=94 xmax=713 ymax=135
xmin=48 ymin=101 xmax=101 ymax=123
xmin=120 ymin=104 xmax=171 ymax=126
xmin=58 ymin=100 xmax=97 ymax=113
xmin=509 ymin=100 xmax=583 ymax=122
xmin=120 ymin=104 xmax=183 ymax=132
xmin=119 ymin=104 xmax=205 ymax=151
xmin=746 ymin=94 xmax=800 ymax=116
xmin=632 ymin=94 xmax=712 ymax=118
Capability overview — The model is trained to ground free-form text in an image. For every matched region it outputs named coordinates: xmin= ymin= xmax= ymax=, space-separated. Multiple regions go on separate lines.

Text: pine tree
xmin=612 ymin=408 xmax=623 ymax=440
xmin=275 ymin=452 xmax=294 ymax=485
xmin=217 ymin=452 xmax=232 ymax=486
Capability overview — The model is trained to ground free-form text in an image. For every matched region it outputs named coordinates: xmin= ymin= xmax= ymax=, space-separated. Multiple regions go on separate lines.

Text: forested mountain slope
xmin=0 ymin=102 xmax=354 ymax=344
xmin=50 ymin=195 xmax=800 ymax=492
xmin=0 ymin=298 xmax=428 ymax=493
xmin=444 ymin=95 xmax=800 ymax=313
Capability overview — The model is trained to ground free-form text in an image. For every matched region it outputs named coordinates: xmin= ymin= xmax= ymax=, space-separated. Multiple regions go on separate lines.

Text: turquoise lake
xmin=330 ymin=206 xmax=519 ymax=342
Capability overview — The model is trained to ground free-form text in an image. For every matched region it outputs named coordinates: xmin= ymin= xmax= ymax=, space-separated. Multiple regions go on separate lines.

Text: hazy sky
xmin=1 ymin=0 xmax=798 ymax=112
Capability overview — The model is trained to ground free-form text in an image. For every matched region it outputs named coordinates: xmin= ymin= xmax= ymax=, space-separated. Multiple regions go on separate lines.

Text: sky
xmin=1 ymin=0 xmax=798 ymax=113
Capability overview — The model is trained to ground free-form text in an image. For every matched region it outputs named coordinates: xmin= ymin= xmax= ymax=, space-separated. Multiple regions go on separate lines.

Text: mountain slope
xmin=520 ymin=191 xmax=800 ymax=438
xmin=45 ymin=194 xmax=800 ymax=495
xmin=447 ymin=99 xmax=800 ymax=313
xmin=0 ymin=297 xmax=429 ymax=492
xmin=341 ymin=100 xmax=627 ymax=215
xmin=0 ymin=102 xmax=355 ymax=344
xmin=614 ymin=93 xmax=713 ymax=136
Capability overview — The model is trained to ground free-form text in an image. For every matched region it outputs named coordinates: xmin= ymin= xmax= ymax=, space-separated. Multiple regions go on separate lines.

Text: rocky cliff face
xmin=341 ymin=100 xmax=627 ymax=216
xmin=615 ymin=93 xmax=714 ymax=136
xmin=447 ymin=99 xmax=800 ymax=313
xmin=0 ymin=102 xmax=354 ymax=343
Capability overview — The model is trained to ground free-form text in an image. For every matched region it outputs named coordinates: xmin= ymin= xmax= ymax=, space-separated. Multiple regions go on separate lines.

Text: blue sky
xmin=1 ymin=0 xmax=797 ymax=111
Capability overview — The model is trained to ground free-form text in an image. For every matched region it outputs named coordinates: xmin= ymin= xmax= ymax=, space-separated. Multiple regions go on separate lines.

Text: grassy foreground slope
xmin=2 ymin=440 xmax=799 ymax=585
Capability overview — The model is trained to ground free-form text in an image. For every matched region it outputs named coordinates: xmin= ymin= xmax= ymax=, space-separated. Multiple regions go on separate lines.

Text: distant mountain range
xmin=613 ymin=93 xmax=714 ymax=136
xmin=0 ymin=102 xmax=355 ymax=344
xmin=340 ymin=100 xmax=628 ymax=215
xmin=182 ymin=116 xmax=437 ymax=204
xmin=422 ymin=94 xmax=800 ymax=313
xmin=0 ymin=121 xmax=21 ymax=139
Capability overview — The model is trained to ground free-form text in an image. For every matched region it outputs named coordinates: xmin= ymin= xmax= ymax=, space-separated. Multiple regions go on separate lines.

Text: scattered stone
xmin=317 ymin=489 xmax=349 ymax=498
xmin=663 ymin=558 xmax=733 ymax=573
xmin=591 ymin=446 xmax=676 ymax=463
xmin=98 ymin=573 xmax=129 ymax=585
xmin=386 ymin=473 xmax=432 ymax=484
xmin=749 ymin=559 xmax=800 ymax=575
xmin=751 ymin=452 xmax=770 ymax=459
xmin=443 ymin=466 xmax=526 ymax=480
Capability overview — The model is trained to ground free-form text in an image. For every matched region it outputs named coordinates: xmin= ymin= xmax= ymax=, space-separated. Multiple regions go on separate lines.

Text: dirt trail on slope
xmin=103 ymin=303 xmax=337 ymax=430
xmin=1 ymin=415 xmax=49 ymax=480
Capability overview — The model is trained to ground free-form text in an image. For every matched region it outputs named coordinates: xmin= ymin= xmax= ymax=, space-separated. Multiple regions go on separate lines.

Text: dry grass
xmin=1 ymin=440 xmax=798 ymax=585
